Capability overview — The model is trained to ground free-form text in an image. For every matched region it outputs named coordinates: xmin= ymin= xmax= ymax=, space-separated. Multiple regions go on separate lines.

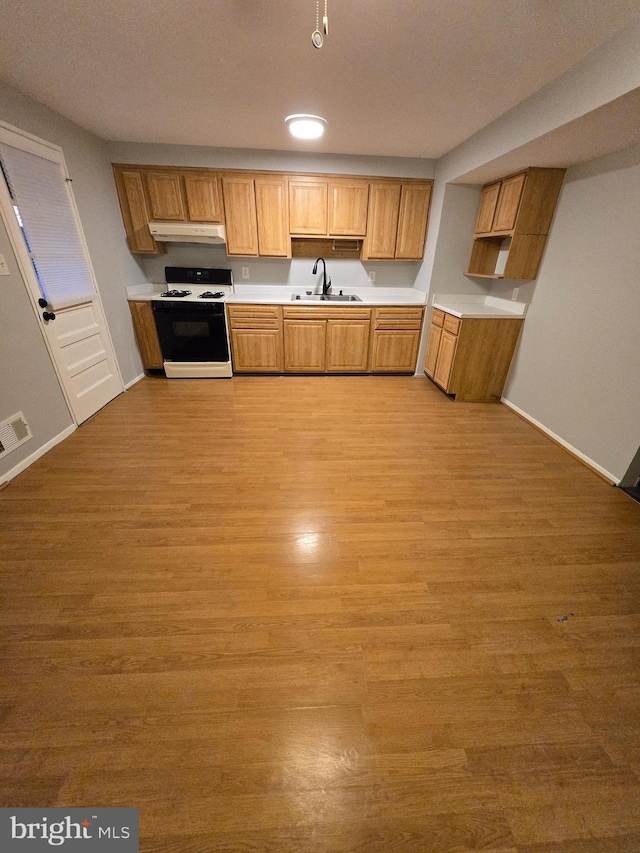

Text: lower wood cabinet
xmin=227 ymin=305 xmax=284 ymax=372
xmin=370 ymin=306 xmax=424 ymax=372
xmin=230 ymin=303 xmax=425 ymax=375
xmin=128 ymin=300 xmax=163 ymax=369
xmin=283 ymin=306 xmax=372 ymax=373
xmin=424 ymin=307 xmax=523 ymax=402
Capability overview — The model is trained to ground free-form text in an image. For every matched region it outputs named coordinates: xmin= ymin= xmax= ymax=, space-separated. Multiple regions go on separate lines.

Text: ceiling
xmin=0 ymin=1 xmax=639 ymax=159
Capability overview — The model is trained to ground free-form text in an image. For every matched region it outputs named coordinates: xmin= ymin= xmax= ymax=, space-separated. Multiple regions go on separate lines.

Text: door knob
xmin=38 ymin=297 xmax=48 ymax=308
xmin=42 ymin=311 xmax=56 ymax=321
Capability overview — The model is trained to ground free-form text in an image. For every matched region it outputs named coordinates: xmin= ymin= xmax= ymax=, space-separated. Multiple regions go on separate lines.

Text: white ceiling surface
xmin=1 ymin=1 xmax=640 ymax=159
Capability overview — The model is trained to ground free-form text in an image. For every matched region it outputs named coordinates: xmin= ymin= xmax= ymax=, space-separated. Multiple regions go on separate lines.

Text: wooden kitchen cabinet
xmin=227 ymin=304 xmax=284 ymax=372
xmin=113 ymin=167 xmax=164 ymax=254
xmin=395 ymin=182 xmax=432 ymax=259
xmin=145 ymin=171 xmax=185 ymax=221
xmin=369 ymin=306 xmax=424 ymax=372
xmin=289 ymin=178 xmax=328 ymax=235
xmin=326 ymin=319 xmax=370 ymax=372
xmin=328 ymin=179 xmax=369 ymax=237
xmin=284 ymin=320 xmax=327 ymax=372
xmin=223 ymin=174 xmax=290 ymax=258
xmin=128 ymin=300 xmax=163 ymax=369
xmin=283 ymin=306 xmax=372 ymax=373
xmin=467 ymin=167 xmax=565 ymax=280
xmin=183 ymin=172 xmax=223 ymax=222
xmin=424 ymin=308 xmax=524 ymax=401
xmin=222 ymin=175 xmax=259 ymax=256
xmin=363 ymin=181 xmax=431 ymax=260
xmin=255 ymin=177 xmax=290 ymax=257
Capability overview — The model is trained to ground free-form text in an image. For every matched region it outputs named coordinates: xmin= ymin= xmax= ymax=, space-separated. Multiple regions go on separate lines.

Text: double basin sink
xmin=291 ymin=293 xmax=362 ymax=302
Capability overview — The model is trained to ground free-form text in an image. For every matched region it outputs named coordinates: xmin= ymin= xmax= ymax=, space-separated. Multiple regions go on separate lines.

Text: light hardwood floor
xmin=1 ymin=376 xmax=639 ymax=852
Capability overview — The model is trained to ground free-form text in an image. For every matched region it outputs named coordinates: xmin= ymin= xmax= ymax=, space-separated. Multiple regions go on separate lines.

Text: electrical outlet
xmin=367 ymin=271 xmax=376 ymax=283
xmin=0 ymin=253 xmax=10 ymax=276
xmin=241 ymin=267 xmax=249 ymax=280
xmin=511 ymin=287 xmax=519 ymax=301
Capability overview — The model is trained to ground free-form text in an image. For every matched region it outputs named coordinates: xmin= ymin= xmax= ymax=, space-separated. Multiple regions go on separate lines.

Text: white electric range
xmin=151 ymin=267 xmax=234 ymax=378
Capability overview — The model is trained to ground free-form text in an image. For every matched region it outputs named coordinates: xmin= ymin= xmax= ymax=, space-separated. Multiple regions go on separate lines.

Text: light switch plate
xmin=0 ymin=253 xmax=10 ymax=276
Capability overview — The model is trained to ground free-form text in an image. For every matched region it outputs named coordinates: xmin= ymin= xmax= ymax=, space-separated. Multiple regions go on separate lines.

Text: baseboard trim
xmin=124 ymin=372 xmax=145 ymax=390
xmin=501 ymin=398 xmax=618 ymax=485
xmin=2 ymin=424 xmax=76 ymax=483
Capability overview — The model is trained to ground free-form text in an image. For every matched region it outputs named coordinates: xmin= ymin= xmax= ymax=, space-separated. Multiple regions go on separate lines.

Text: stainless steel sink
xmin=291 ymin=293 xmax=362 ymax=302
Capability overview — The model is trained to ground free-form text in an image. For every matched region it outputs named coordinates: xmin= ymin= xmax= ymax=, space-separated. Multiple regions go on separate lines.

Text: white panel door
xmin=0 ymin=122 xmax=124 ymax=424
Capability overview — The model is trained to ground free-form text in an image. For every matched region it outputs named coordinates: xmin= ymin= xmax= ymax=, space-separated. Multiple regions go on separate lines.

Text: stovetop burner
xmin=199 ymin=291 xmax=225 ymax=299
xmin=160 ymin=289 xmax=192 ymax=297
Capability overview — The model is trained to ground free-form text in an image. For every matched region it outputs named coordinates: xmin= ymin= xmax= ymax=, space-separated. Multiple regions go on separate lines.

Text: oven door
xmin=152 ymin=301 xmax=229 ymax=363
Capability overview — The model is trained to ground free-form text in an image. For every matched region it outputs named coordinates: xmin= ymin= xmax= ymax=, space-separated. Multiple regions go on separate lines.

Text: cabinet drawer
xmin=374 ymin=306 xmax=424 ymax=321
xmin=443 ymin=314 xmax=461 ymax=335
xmin=374 ymin=319 xmax=422 ymax=331
xmin=227 ymin=304 xmax=281 ymax=320
xmin=228 ymin=318 xmax=281 ymax=330
xmin=431 ymin=309 xmax=445 ymax=327
xmin=284 ymin=306 xmax=371 ymax=321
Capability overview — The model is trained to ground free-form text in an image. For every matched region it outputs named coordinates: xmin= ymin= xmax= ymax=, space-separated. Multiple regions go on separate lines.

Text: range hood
xmin=148 ymin=221 xmax=226 ymax=244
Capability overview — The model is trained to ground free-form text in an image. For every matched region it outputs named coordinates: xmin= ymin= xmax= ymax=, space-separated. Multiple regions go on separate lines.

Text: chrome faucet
xmin=312 ymin=257 xmax=331 ymax=295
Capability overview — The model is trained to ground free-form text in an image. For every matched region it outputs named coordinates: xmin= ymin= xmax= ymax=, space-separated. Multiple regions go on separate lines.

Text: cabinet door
xmin=474 ymin=182 xmax=500 ymax=235
xmin=326 ymin=320 xmax=370 ymax=372
xmin=284 ymin=320 xmax=326 ymax=371
xmin=492 ymin=173 xmax=526 ymax=232
xmin=117 ymin=170 xmax=159 ymax=253
xmin=128 ymin=301 xmax=163 ymax=369
xmin=289 ymin=180 xmax=328 ymax=235
xmin=363 ymin=183 xmax=401 ymax=259
xmin=230 ymin=329 xmax=283 ymax=372
xmin=433 ymin=329 xmax=458 ymax=390
xmin=146 ymin=171 xmax=185 ymax=221
xmin=423 ymin=321 xmax=442 ymax=378
xmin=328 ymin=180 xmax=369 ymax=237
xmin=183 ymin=173 xmax=223 ymax=222
xmin=222 ymin=176 xmax=259 ymax=256
xmin=255 ymin=177 xmax=290 ymax=257
xmin=370 ymin=330 xmax=420 ymax=372
xmin=395 ymin=183 xmax=431 ymax=259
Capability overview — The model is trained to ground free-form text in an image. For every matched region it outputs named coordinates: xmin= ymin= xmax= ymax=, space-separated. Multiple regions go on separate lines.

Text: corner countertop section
xmin=431 ymin=294 xmax=528 ymax=319
xmin=226 ymin=285 xmax=427 ymax=306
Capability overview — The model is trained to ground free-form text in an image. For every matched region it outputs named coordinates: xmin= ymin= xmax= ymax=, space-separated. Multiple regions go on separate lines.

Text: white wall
xmin=0 ymin=81 xmax=146 ymax=386
xmin=502 ymin=144 xmax=640 ymax=482
xmin=0 ymin=215 xmax=73 ymax=481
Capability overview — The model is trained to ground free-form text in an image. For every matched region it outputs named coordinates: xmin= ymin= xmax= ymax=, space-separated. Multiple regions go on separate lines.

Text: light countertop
xmin=126 ymin=283 xmax=428 ymax=306
xmin=226 ymin=285 xmax=427 ymax=305
xmin=431 ymin=294 xmax=528 ymax=319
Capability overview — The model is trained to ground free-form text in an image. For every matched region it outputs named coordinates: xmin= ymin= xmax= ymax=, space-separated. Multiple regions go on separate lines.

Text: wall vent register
xmin=0 ymin=412 xmax=32 ymax=459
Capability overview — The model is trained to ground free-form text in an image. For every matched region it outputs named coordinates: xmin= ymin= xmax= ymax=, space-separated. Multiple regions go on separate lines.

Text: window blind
xmin=0 ymin=141 xmax=95 ymax=311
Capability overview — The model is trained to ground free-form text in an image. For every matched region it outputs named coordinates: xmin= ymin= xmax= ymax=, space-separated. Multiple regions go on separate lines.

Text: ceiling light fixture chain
xmin=312 ymin=0 xmax=328 ymax=48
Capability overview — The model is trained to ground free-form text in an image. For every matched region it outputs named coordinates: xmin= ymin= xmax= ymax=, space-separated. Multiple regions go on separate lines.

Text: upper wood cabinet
xmin=396 ymin=183 xmax=432 ymax=260
xmin=289 ymin=179 xmax=328 ymax=235
xmin=474 ymin=183 xmax=501 ymax=235
xmin=467 ymin=167 xmax=566 ymax=280
xmin=146 ymin=171 xmax=185 ymax=221
xmin=183 ymin=173 xmax=223 ymax=222
xmin=255 ymin=176 xmax=290 ymax=257
xmin=112 ymin=164 xmax=432 ymax=260
xmin=327 ymin=179 xmax=369 ymax=237
xmin=363 ymin=183 xmax=402 ymax=259
xmin=223 ymin=174 xmax=290 ymax=258
xmin=222 ymin=175 xmax=259 ymax=256
xmin=113 ymin=167 xmax=164 ymax=254
xmin=363 ymin=181 xmax=431 ymax=260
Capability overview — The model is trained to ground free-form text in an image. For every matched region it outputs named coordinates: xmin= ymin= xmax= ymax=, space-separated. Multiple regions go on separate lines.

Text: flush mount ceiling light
xmin=285 ymin=114 xmax=327 ymax=140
